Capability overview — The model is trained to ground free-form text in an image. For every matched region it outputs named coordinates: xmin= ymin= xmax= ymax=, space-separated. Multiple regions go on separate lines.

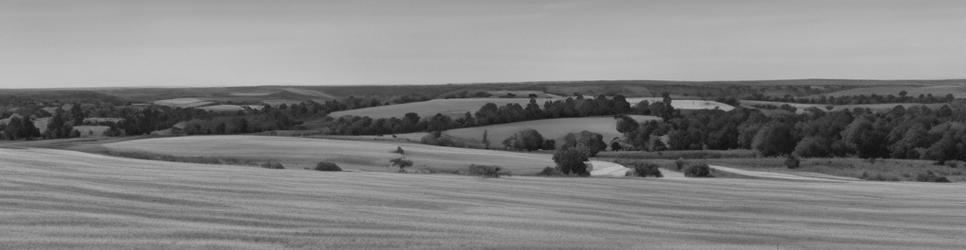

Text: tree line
xmin=747 ymin=91 xmax=957 ymax=105
xmin=321 ymin=93 xmax=683 ymax=136
xmin=618 ymin=102 xmax=966 ymax=164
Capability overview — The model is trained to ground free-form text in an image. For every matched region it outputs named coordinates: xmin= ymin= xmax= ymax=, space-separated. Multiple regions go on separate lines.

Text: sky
xmin=0 ymin=0 xmax=964 ymax=88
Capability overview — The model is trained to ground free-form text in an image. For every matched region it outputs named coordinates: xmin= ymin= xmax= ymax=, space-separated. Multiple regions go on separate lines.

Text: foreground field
xmin=1 ymin=148 xmax=964 ymax=249
xmin=102 ymin=135 xmax=556 ymax=174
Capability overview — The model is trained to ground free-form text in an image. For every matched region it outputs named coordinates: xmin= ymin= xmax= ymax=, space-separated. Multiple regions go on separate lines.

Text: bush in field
xmin=674 ymin=158 xmax=687 ymax=170
xmin=314 ymin=161 xmax=342 ymax=171
xmin=393 ymin=146 xmax=405 ymax=155
xmin=784 ymin=154 xmax=801 ymax=169
xmin=863 ymin=172 xmax=899 ymax=181
xmin=630 ymin=163 xmax=663 ymax=178
xmin=683 ymin=164 xmax=712 ymax=177
xmin=390 ymin=157 xmax=413 ymax=172
xmin=260 ymin=161 xmax=285 ymax=169
xmin=420 ymin=131 xmax=458 ymax=147
xmin=538 ymin=166 xmax=564 ymax=176
xmin=915 ymin=171 xmax=950 ymax=183
xmin=468 ymin=164 xmax=505 ymax=178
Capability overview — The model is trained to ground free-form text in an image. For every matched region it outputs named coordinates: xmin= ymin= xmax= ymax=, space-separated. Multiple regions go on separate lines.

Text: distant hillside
xmin=3 ymin=79 xmax=962 ymax=105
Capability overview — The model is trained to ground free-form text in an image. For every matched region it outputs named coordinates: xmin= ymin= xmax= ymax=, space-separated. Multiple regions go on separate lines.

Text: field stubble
xmin=1 ymin=148 xmax=964 ymax=249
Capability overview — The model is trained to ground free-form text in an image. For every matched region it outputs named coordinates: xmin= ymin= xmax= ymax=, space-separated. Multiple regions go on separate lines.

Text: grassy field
xmin=599 ymin=150 xmax=759 ymax=160
xmin=740 ymin=100 xmax=948 ymax=113
xmin=705 ymin=157 xmax=966 ymax=182
xmin=330 ymin=97 xmax=732 ymax=119
xmin=443 ymin=115 xmax=660 ymax=146
xmin=817 ymin=83 xmax=966 ymax=98
xmin=101 ymin=135 xmax=557 ymax=174
xmin=198 ymin=104 xmax=245 ymax=112
xmin=625 ymin=97 xmax=734 ymax=111
xmin=153 ymin=98 xmax=213 ymax=108
xmin=2 ymin=147 xmax=965 ymax=249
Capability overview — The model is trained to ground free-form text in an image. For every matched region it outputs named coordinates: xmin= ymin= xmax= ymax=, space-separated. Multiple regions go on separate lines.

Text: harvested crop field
xmin=624 ymin=97 xmax=735 ymax=111
xmin=1 ymin=148 xmax=964 ymax=249
xmin=198 ymin=104 xmax=245 ymax=112
xmin=153 ymin=98 xmax=213 ymax=108
xmin=102 ymin=135 xmax=557 ymax=174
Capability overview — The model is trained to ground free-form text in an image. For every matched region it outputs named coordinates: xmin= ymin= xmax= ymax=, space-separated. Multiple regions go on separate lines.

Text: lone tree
xmin=481 ymin=130 xmax=490 ymax=149
xmin=784 ymin=154 xmax=801 ymax=169
xmin=660 ymin=92 xmax=675 ymax=120
xmin=390 ymin=157 xmax=413 ymax=172
xmin=552 ymin=146 xmax=590 ymax=176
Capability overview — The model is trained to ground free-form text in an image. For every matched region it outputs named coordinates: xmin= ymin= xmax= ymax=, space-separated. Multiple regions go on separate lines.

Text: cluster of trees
xmin=551 ymin=131 xmax=608 ymax=176
xmin=0 ymin=104 xmax=87 ymax=140
xmin=748 ymin=91 xmax=957 ymax=105
xmin=501 ymin=129 xmax=554 ymax=151
xmin=43 ymin=106 xmax=84 ymax=139
xmin=619 ymin=103 xmax=966 ymax=163
xmin=0 ymin=95 xmax=388 ymax=140
xmin=0 ymin=116 xmax=41 ymax=140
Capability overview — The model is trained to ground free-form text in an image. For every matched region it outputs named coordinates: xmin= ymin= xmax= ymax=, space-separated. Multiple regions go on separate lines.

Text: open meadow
xmin=101 ymin=135 xmax=557 ymax=174
xmin=1 ymin=148 xmax=964 ymax=249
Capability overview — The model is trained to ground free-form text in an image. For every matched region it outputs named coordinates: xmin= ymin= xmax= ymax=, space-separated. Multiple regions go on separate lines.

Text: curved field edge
xmin=1 ymin=148 xmax=965 ymax=249
xmin=102 ymin=135 xmax=558 ymax=174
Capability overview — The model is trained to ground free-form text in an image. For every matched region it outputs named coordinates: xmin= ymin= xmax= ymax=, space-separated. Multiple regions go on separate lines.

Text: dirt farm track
xmin=1 ymin=148 xmax=964 ymax=249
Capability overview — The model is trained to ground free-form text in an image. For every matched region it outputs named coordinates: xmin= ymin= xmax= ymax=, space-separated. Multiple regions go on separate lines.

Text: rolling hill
xmin=102 ymin=135 xmax=557 ymax=174
xmin=2 ymin=147 xmax=964 ymax=249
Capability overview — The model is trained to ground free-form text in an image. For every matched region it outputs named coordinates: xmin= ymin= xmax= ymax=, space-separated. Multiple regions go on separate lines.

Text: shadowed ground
xmin=1 ymin=148 xmax=964 ymax=249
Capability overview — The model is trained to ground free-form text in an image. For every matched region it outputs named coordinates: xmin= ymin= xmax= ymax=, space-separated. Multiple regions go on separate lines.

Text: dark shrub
xmin=674 ymin=158 xmax=686 ymax=170
xmin=631 ymin=163 xmax=663 ymax=178
xmin=784 ymin=154 xmax=800 ymax=169
xmin=314 ymin=161 xmax=342 ymax=171
xmin=866 ymin=173 xmax=899 ymax=181
xmin=946 ymin=161 xmax=960 ymax=168
xmin=683 ymin=164 xmax=712 ymax=177
xmin=916 ymin=171 xmax=951 ymax=183
xmin=390 ymin=157 xmax=414 ymax=172
xmin=260 ymin=161 xmax=285 ymax=169
xmin=538 ymin=166 xmax=563 ymax=176
xmin=468 ymin=164 xmax=505 ymax=178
